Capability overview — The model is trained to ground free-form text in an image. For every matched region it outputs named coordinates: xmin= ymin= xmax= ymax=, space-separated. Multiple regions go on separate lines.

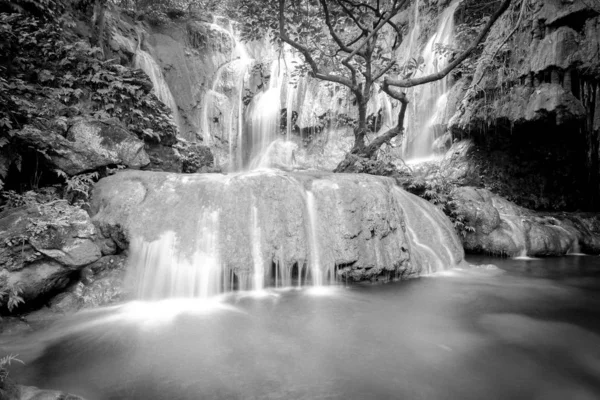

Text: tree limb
xmin=342 ymin=0 xmax=407 ymax=65
xmin=385 ymin=0 xmax=512 ymax=88
xmin=373 ymin=60 xmax=396 ymax=82
xmin=278 ymin=0 xmax=356 ymax=90
xmin=318 ymin=0 xmax=356 ymax=54
xmin=360 ymin=81 xmax=409 ymax=157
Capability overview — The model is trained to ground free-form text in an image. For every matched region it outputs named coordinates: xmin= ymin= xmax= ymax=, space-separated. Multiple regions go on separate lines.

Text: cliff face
xmin=447 ymin=0 xmax=600 ymax=209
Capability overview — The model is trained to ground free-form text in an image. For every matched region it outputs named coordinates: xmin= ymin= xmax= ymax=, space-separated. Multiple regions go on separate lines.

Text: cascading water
xmin=110 ymin=7 xmax=467 ymax=302
xmin=403 ymin=1 xmax=460 ymax=161
xmin=246 ymin=60 xmax=287 ymax=169
xmin=305 ymin=190 xmax=323 ymax=286
xmin=134 ymin=48 xmax=180 ymax=127
xmin=93 ymin=170 xmax=464 ymax=300
xmin=200 ymin=18 xmax=252 ymax=170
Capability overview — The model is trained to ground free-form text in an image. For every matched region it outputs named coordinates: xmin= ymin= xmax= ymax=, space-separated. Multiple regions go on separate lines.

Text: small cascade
xmin=306 ymin=190 xmax=324 ymax=286
xmin=403 ymin=1 xmax=459 ymax=160
xmin=134 ymin=49 xmax=180 ymax=126
xmin=95 ymin=171 xmax=464 ymax=300
xmin=200 ymin=18 xmax=252 ymax=170
xmin=247 ymin=60 xmax=286 ymax=169
xmin=127 ymin=210 xmax=223 ymax=299
xmin=251 ymin=203 xmax=265 ymax=291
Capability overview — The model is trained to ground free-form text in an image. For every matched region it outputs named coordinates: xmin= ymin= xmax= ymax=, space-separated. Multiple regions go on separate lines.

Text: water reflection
xmin=5 ymin=256 xmax=600 ymax=399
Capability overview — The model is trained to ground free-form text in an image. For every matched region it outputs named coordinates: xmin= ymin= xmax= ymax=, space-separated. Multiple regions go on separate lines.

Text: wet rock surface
xmin=91 ymin=170 xmax=465 ymax=285
xmin=453 ymin=186 xmax=600 ymax=257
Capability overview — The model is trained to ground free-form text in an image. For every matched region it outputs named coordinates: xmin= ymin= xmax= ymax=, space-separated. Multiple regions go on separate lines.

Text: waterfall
xmin=403 ymin=1 xmax=460 ymax=160
xmin=306 ymin=190 xmax=323 ymax=286
xmin=251 ymin=203 xmax=265 ymax=291
xmin=134 ymin=49 xmax=180 ymax=127
xmin=96 ymin=170 xmax=464 ymax=300
xmin=200 ymin=19 xmax=252 ymax=170
xmin=127 ymin=210 xmax=223 ymax=299
xmin=246 ymin=61 xmax=284 ymax=168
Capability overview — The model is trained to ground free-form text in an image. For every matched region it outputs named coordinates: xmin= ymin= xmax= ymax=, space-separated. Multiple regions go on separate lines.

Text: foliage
xmin=402 ymin=167 xmax=475 ymax=237
xmin=55 ymin=170 xmax=98 ymax=202
xmin=0 ymin=276 xmax=25 ymax=313
xmin=73 ymin=280 xmax=121 ymax=307
xmin=0 ymin=190 xmax=39 ymax=210
xmin=174 ymin=141 xmax=215 ymax=173
xmin=0 ymin=354 xmax=24 ymax=384
xmin=109 ymin=0 xmax=234 ymax=22
xmin=0 ymin=9 xmax=177 ymax=154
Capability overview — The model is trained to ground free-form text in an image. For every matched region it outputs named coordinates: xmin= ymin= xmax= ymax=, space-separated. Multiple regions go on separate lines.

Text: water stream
xmin=403 ymin=0 xmax=460 ymax=160
xmin=4 ymin=256 xmax=600 ymax=399
xmin=134 ymin=49 xmax=180 ymax=126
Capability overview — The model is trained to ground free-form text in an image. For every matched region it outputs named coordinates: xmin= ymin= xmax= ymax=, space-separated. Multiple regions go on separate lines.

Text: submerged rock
xmin=91 ymin=170 xmax=465 ymax=297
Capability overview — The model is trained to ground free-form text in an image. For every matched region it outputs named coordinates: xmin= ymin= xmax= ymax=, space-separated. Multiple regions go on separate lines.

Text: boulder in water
xmin=453 ymin=186 xmax=600 ymax=256
xmin=91 ymin=169 xmax=465 ymax=298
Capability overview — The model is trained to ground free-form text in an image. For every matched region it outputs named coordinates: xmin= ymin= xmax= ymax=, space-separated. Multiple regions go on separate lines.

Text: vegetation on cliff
xmin=0 ymin=0 xmax=177 ymax=194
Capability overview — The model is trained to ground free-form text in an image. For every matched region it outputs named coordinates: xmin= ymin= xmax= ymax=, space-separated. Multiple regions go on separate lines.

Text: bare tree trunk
xmin=351 ymin=100 xmax=368 ymax=154
xmin=363 ymin=99 xmax=408 ymax=158
xmin=335 ymin=88 xmax=409 ymax=172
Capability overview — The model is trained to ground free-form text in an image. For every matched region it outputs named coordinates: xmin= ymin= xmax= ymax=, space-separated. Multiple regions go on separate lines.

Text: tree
xmin=236 ymin=0 xmax=512 ymax=169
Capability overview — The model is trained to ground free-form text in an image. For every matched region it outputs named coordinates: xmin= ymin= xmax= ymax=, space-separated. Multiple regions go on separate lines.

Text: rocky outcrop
xmin=453 ymin=186 xmax=600 ymax=256
xmin=448 ymin=0 xmax=600 ymax=207
xmin=0 ymin=378 xmax=85 ymax=400
xmin=91 ymin=170 xmax=465 ymax=294
xmin=16 ymin=119 xmax=150 ymax=176
xmin=0 ymin=201 xmax=103 ymax=308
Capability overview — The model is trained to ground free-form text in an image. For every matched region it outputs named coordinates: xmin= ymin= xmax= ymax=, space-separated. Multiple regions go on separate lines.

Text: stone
xmin=16 ymin=120 xmax=150 ymax=176
xmin=18 ymin=385 xmax=85 ymax=400
xmin=91 ymin=170 xmax=465 ymax=284
xmin=452 ymin=186 xmax=600 ymax=256
xmin=144 ymin=144 xmax=183 ymax=172
xmin=0 ymin=202 xmax=102 ymax=305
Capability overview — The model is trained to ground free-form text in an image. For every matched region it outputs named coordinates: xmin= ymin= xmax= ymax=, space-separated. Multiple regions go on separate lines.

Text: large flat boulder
xmin=91 ymin=170 xmax=465 ymax=297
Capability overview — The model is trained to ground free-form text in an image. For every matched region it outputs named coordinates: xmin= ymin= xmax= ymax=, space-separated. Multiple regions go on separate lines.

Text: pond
xmin=6 ymin=255 xmax=600 ymax=400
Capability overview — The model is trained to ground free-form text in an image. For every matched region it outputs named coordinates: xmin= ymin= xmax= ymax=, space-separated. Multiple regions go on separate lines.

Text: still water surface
xmin=7 ymin=255 xmax=600 ymax=399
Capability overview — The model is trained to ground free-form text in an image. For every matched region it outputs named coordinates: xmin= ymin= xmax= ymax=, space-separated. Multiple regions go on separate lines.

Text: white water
xmin=120 ymin=9 xmax=465 ymax=301
xmin=127 ymin=210 xmax=222 ymax=299
xmin=306 ymin=190 xmax=323 ymax=286
xmin=247 ymin=60 xmax=285 ymax=168
xmin=134 ymin=49 xmax=180 ymax=127
xmin=250 ymin=204 xmax=266 ymax=291
xmin=200 ymin=19 xmax=252 ymax=169
xmin=403 ymin=1 xmax=459 ymax=160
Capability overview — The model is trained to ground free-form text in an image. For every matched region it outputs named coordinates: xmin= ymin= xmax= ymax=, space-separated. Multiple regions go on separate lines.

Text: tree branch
xmin=373 ymin=60 xmax=396 ymax=82
xmin=362 ymin=81 xmax=409 ymax=157
xmin=319 ymin=0 xmax=355 ymax=53
xmin=385 ymin=0 xmax=512 ymax=88
xmin=342 ymin=0 xmax=406 ymax=65
xmin=278 ymin=0 xmax=356 ymax=90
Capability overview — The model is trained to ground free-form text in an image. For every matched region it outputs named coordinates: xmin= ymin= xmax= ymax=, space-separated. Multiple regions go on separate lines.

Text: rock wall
xmin=447 ymin=0 xmax=600 ymax=209
xmin=453 ymin=186 xmax=600 ymax=257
